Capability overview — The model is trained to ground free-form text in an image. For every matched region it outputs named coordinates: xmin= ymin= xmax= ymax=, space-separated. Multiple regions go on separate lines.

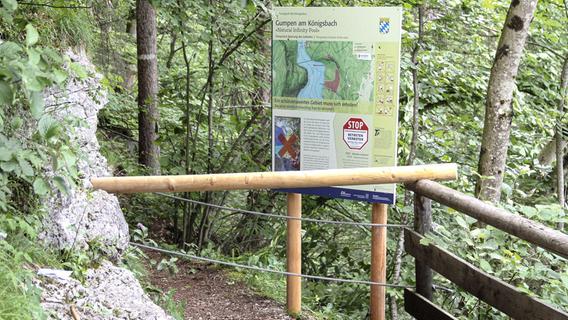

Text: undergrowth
xmin=0 ymin=214 xmax=58 ymax=320
xmin=120 ymin=245 xmax=186 ymax=320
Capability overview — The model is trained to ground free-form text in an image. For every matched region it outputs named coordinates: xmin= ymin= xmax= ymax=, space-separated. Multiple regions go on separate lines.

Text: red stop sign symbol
xmin=343 ymin=118 xmax=369 ymax=150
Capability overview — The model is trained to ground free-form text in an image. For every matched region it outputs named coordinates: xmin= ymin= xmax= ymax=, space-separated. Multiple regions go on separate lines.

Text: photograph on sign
xmin=274 ymin=116 xmax=301 ymax=171
xmin=271 ymin=7 xmax=402 ymax=204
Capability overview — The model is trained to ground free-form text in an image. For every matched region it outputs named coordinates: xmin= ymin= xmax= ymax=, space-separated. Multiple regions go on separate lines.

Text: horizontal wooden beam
xmin=406 ymin=179 xmax=568 ymax=260
xmin=91 ymin=164 xmax=458 ymax=193
xmin=404 ymin=229 xmax=568 ymax=320
xmin=403 ymin=289 xmax=456 ymax=320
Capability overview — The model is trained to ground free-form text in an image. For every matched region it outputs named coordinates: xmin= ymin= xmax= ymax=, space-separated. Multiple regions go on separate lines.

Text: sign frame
xmin=271 ymin=6 xmax=402 ymax=204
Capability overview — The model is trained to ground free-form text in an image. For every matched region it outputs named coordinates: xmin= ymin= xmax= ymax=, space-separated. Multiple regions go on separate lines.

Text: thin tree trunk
xmin=198 ymin=9 xmax=216 ymax=249
xmin=390 ymin=6 xmax=424 ymax=320
xmin=181 ymin=40 xmax=193 ymax=248
xmin=136 ymin=0 xmax=160 ymax=174
xmin=556 ymin=56 xmax=568 ymax=229
xmin=475 ymin=0 xmax=538 ymax=202
xmin=124 ymin=10 xmax=138 ymax=91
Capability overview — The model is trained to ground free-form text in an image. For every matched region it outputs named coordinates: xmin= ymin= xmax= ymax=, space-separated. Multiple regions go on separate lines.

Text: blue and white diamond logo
xmin=379 ymin=18 xmax=390 ymax=34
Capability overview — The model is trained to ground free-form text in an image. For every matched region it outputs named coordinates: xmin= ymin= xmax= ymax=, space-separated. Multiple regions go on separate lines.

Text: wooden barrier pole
xmin=287 ymin=193 xmax=302 ymax=316
xmin=370 ymin=203 xmax=388 ymax=320
xmin=90 ymin=164 xmax=458 ymax=193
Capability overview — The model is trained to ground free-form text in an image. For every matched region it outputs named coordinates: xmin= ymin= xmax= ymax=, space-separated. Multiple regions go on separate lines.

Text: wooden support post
xmin=414 ymin=193 xmax=433 ymax=300
xmin=287 ymin=193 xmax=302 ymax=316
xmin=370 ymin=203 xmax=387 ymax=320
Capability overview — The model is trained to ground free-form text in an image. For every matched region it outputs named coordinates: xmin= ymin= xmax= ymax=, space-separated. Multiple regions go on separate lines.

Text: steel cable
xmin=155 ymin=193 xmax=410 ymax=229
xmin=132 ymin=242 xmax=413 ymax=289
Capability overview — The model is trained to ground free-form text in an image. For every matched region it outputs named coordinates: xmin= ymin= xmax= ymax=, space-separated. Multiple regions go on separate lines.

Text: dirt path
xmin=144 ymin=251 xmax=295 ymax=320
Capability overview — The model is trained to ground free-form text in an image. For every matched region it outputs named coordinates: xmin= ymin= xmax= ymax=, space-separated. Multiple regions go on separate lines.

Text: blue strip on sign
xmin=277 ymin=187 xmax=394 ymax=204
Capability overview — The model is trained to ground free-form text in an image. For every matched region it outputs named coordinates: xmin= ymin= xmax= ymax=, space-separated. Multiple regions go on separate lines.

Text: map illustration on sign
xmin=273 ymin=40 xmax=373 ymax=102
xmin=272 ymin=7 xmax=402 ymax=204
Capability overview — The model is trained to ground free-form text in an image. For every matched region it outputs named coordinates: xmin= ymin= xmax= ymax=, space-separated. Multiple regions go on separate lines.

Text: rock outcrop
xmin=36 ymin=262 xmax=172 ymax=320
xmin=35 ymin=49 xmax=172 ymax=319
xmin=39 ymin=49 xmax=129 ymax=255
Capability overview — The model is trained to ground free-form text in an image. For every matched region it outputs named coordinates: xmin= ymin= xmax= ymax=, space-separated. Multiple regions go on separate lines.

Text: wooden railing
xmin=92 ymin=164 xmax=456 ymax=320
xmin=404 ymin=180 xmax=568 ymax=320
xmin=91 ymin=164 xmax=568 ymax=320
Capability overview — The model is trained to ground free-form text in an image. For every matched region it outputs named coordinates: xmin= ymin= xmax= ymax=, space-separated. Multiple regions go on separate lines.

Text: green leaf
xmin=30 ymin=91 xmax=44 ymax=119
xmin=25 ymin=24 xmax=39 ymax=46
xmin=1 ymin=160 xmax=18 ymax=172
xmin=27 ymin=48 xmax=40 ymax=65
xmin=479 ymin=259 xmax=492 ymax=273
xmin=33 ymin=178 xmax=49 ymax=196
xmin=0 ymin=41 xmax=21 ymax=58
xmin=18 ymin=158 xmax=34 ymax=176
xmin=455 ymin=216 xmax=469 ymax=229
xmin=0 ymin=81 xmax=13 ymax=105
xmin=53 ymin=176 xmax=69 ymax=195
xmin=419 ymin=238 xmax=432 ymax=246
xmin=69 ymin=62 xmax=87 ymax=80
xmin=52 ymin=69 xmax=67 ymax=84
xmin=10 ymin=116 xmax=23 ymax=130
xmin=1 ymin=0 xmax=17 ymax=11
xmin=0 ymin=147 xmax=13 ymax=161
xmin=38 ymin=115 xmax=59 ymax=139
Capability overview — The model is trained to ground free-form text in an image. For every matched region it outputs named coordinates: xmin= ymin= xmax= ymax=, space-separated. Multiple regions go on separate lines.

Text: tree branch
xmin=18 ymin=1 xmax=91 ymax=9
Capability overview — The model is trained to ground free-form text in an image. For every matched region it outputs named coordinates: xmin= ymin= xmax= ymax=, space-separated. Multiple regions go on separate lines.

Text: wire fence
xmin=218 ymin=104 xmax=271 ymax=109
xmin=132 ymin=242 xmax=413 ymax=289
xmin=155 ymin=192 xmax=411 ymax=229
xmin=144 ymin=192 xmax=414 ymax=292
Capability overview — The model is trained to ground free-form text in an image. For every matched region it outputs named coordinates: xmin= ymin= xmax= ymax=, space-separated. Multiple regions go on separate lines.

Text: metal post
xmin=371 ymin=203 xmax=388 ymax=320
xmin=414 ymin=193 xmax=433 ymax=299
xmin=287 ymin=193 xmax=302 ymax=315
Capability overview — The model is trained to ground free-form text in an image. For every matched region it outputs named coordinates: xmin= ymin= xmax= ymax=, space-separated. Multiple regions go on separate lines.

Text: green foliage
xmin=1 ymin=0 xmax=561 ymax=318
xmin=422 ymin=202 xmax=568 ymax=318
xmin=0 ymin=3 xmax=100 ymax=318
xmin=119 ymin=245 xmax=187 ymax=320
xmin=91 ymin=0 xmax=568 ymax=317
xmin=0 ymin=213 xmax=63 ymax=320
xmin=0 ymin=8 xmax=80 ymax=210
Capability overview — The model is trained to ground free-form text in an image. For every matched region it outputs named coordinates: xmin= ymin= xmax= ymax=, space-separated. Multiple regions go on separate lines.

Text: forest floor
xmin=144 ymin=250 xmax=295 ymax=320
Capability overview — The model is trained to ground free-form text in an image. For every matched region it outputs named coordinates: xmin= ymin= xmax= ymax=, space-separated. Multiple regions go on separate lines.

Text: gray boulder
xmin=36 ymin=261 xmax=173 ymax=320
xmin=39 ymin=49 xmax=129 ymax=254
xmin=35 ymin=49 xmax=173 ymax=319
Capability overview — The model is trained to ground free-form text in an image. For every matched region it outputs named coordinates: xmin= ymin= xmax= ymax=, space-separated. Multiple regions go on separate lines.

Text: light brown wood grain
xmin=91 ymin=164 xmax=458 ymax=193
xmin=286 ymin=193 xmax=302 ymax=316
xmin=370 ymin=203 xmax=387 ymax=320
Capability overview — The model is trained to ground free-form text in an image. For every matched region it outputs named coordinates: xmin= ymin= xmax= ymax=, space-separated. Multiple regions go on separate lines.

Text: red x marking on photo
xmin=278 ymin=133 xmax=298 ymax=159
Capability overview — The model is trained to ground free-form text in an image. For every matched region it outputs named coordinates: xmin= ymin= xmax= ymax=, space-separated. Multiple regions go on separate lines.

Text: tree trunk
xmin=391 ymin=5 xmax=424 ymax=320
xmin=124 ymin=9 xmax=138 ymax=91
xmin=538 ymin=138 xmax=566 ymax=166
xmin=136 ymin=0 xmax=160 ymax=174
xmin=475 ymin=0 xmax=538 ymax=202
xmin=556 ymin=56 xmax=568 ymax=229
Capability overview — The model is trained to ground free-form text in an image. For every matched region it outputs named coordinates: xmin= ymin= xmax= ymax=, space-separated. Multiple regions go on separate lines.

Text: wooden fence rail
xmin=90 ymin=165 xmax=568 ymax=320
xmin=405 ymin=229 xmax=568 ymax=320
xmin=405 ymin=180 xmax=568 ymax=320
xmin=406 ymin=179 xmax=568 ymax=259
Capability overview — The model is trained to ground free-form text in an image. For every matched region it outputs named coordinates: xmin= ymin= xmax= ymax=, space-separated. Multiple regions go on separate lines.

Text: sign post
xmin=287 ymin=193 xmax=302 ymax=315
xmin=272 ymin=6 xmax=402 ymax=318
xmin=371 ymin=203 xmax=388 ymax=320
